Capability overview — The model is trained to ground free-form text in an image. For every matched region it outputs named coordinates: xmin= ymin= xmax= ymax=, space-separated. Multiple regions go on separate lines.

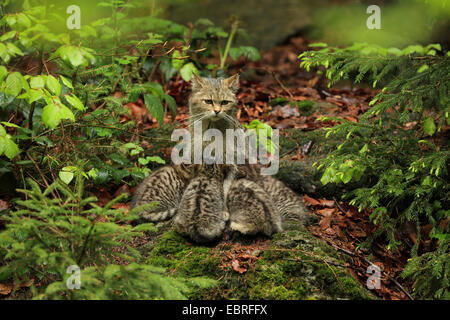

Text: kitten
xmin=130 ymin=164 xmax=193 ymax=223
xmin=260 ymin=175 xmax=312 ymax=225
xmin=226 ymin=177 xmax=282 ymax=237
xmin=173 ymin=163 xmax=230 ymax=243
xmin=228 ymin=163 xmax=313 ymax=235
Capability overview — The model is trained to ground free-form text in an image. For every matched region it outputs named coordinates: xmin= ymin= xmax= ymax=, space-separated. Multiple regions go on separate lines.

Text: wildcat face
xmin=189 ymin=74 xmax=239 ymax=123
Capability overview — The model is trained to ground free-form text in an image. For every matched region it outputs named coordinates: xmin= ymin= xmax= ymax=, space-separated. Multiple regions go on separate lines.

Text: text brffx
xmin=227 ymin=304 xmax=267 ymax=315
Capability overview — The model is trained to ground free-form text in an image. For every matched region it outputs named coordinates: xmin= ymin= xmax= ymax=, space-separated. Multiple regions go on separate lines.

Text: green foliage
xmin=0 ymin=169 xmax=215 ymax=299
xmin=0 ymin=123 xmax=19 ymax=159
xmin=0 ymin=0 xmax=260 ymax=189
xmin=0 ymin=0 xmax=258 ymax=299
xmin=243 ymin=119 xmax=278 ymax=155
xmin=300 ymin=42 xmax=449 ymax=298
xmin=402 ymin=236 xmax=449 ymax=299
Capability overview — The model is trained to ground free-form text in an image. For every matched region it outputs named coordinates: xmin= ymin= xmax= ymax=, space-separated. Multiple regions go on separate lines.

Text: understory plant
xmin=300 ymin=42 xmax=449 ymax=299
xmin=0 ymin=168 xmax=215 ymax=299
xmin=0 ymin=0 xmax=260 ymax=191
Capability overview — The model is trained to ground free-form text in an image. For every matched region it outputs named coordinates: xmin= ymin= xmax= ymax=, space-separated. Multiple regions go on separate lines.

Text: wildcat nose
xmin=214 ymin=110 xmax=220 ymax=115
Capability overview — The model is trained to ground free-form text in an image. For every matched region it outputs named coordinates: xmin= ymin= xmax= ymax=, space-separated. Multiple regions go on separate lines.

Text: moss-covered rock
xmin=139 ymin=221 xmax=376 ymax=300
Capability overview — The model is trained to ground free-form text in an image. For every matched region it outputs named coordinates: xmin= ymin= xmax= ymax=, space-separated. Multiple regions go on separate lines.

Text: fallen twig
xmin=333 ymin=197 xmax=348 ymax=214
xmin=333 ymin=245 xmax=414 ymax=300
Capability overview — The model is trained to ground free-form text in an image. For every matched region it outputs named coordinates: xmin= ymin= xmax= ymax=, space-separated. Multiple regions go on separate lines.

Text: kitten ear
xmin=191 ymin=74 xmax=207 ymax=90
xmin=223 ymin=74 xmax=239 ymax=92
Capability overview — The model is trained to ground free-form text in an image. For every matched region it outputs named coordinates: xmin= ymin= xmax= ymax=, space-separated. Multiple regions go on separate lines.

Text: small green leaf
xmin=27 ymin=89 xmax=44 ymax=103
xmin=171 ymin=50 xmax=184 ymax=70
xmin=3 ymin=136 xmax=20 ymax=159
xmin=147 ymin=156 xmax=165 ymax=164
xmin=59 ymin=103 xmax=75 ymax=121
xmin=417 ymin=64 xmax=429 ymax=73
xmin=229 ymin=46 xmax=261 ymax=62
xmin=0 ymin=136 xmax=5 ymax=155
xmin=341 ymin=168 xmax=354 ymax=184
xmin=60 ymin=75 xmax=74 ymax=90
xmin=144 ymin=94 xmax=164 ymax=125
xmin=423 ymin=117 xmax=436 ymax=136
xmin=5 ymin=72 xmax=25 ymax=97
xmin=6 ymin=43 xmax=23 ymax=57
xmin=41 ymin=102 xmax=74 ymax=129
xmin=30 ymin=75 xmax=46 ymax=89
xmin=138 ymin=157 xmax=149 ymax=165
xmin=0 ymin=31 xmax=16 ymax=41
xmin=180 ymin=62 xmax=198 ymax=82
xmin=65 ymin=94 xmax=85 ymax=111
xmin=320 ymin=167 xmax=336 ymax=185
xmin=0 ymin=66 xmax=7 ymax=83
xmin=165 ymin=94 xmax=177 ymax=119
xmin=46 ymin=75 xmax=61 ymax=96
xmin=359 ymin=144 xmax=369 ymax=154
xmin=42 ymin=103 xmax=61 ymax=129
xmin=309 ymin=42 xmax=328 ymax=48
xmin=421 ymin=176 xmax=432 ymax=186
xmin=59 ymin=166 xmax=77 ymax=184
xmin=87 ymin=168 xmax=98 ymax=179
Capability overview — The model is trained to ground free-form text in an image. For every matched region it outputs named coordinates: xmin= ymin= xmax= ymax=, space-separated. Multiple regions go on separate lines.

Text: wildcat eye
xmin=204 ymin=99 xmax=213 ymax=104
xmin=220 ymin=100 xmax=230 ymax=106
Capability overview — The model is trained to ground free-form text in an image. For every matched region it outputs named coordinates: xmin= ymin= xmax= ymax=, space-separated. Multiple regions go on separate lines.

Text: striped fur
xmin=131 ymin=165 xmax=192 ymax=223
xmin=226 ymin=163 xmax=312 ymax=235
xmin=173 ymin=164 xmax=228 ymax=243
xmin=227 ymin=178 xmax=282 ymax=236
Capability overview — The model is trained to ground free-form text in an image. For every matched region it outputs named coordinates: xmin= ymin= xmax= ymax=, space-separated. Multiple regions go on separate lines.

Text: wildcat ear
xmin=191 ymin=73 xmax=207 ymax=91
xmin=223 ymin=74 xmax=239 ymax=92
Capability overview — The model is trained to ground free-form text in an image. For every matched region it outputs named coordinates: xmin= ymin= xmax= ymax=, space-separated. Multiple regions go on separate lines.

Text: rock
xmin=140 ymin=222 xmax=376 ymax=299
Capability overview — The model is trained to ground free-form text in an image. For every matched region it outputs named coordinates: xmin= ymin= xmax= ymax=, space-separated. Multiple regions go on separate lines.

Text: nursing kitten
xmin=260 ymin=175 xmax=313 ymax=224
xmin=226 ymin=178 xmax=282 ymax=237
xmin=229 ymin=163 xmax=313 ymax=234
xmin=173 ymin=163 xmax=230 ymax=243
xmin=130 ymin=164 xmax=193 ymax=223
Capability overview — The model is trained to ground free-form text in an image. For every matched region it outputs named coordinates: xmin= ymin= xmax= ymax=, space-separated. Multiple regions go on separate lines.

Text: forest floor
xmin=0 ymin=35 xmax=417 ymax=300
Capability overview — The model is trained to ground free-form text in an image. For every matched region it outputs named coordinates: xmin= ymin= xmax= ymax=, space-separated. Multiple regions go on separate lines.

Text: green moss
xmin=146 ymin=230 xmax=221 ymax=278
xmin=291 ymin=100 xmax=315 ymax=116
xmin=290 ymin=278 xmax=309 ymax=296
xmin=314 ymin=265 xmax=371 ymax=299
xmin=251 ymin=263 xmax=286 ymax=285
xmin=249 ymin=224 xmax=375 ymax=300
xmin=249 ymin=285 xmax=294 ymax=299
xmin=142 ymin=225 xmax=375 ymax=300
xmin=150 ymin=230 xmax=187 ymax=256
